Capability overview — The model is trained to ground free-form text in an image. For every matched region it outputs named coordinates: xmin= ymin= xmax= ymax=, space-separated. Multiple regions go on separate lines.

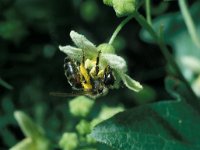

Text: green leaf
xmin=14 ymin=111 xmax=45 ymax=139
xmin=140 ymin=1 xmax=200 ymax=81
xmin=103 ymin=0 xmax=113 ymax=6
xmin=11 ymin=111 xmax=51 ymax=150
xmin=91 ymin=77 xmax=200 ymax=150
xmin=10 ymin=138 xmax=33 ymax=150
xmin=140 ymin=1 xmax=200 ymax=96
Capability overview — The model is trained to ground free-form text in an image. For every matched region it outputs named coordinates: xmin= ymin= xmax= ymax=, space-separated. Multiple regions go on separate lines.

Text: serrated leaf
xmin=91 ymin=77 xmax=200 ymax=150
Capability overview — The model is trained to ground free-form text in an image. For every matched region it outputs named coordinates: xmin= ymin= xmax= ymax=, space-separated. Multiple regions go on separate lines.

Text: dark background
xmin=0 ymin=0 xmax=181 ymax=149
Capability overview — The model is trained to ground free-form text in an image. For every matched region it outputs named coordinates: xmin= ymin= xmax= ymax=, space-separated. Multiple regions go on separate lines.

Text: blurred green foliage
xmin=0 ymin=0 xmax=182 ymax=149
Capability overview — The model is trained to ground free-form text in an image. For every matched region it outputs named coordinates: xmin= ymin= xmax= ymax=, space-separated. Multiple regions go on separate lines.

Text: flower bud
xmin=86 ymin=134 xmax=96 ymax=144
xmin=76 ymin=120 xmax=91 ymax=135
xmin=97 ymin=43 xmax=115 ymax=54
xmin=59 ymin=132 xmax=78 ymax=150
xmin=103 ymin=0 xmax=113 ymax=6
xmin=113 ymin=0 xmax=136 ymax=17
xmin=69 ymin=96 xmax=94 ymax=117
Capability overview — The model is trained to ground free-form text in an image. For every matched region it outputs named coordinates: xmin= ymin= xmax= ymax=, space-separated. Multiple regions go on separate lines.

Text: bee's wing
xmin=49 ymin=91 xmax=91 ymax=97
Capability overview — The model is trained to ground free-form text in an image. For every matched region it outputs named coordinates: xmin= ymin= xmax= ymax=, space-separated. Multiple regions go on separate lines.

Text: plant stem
xmin=132 ymin=11 xmax=200 ymax=110
xmin=0 ymin=77 xmax=13 ymax=90
xmin=178 ymin=0 xmax=200 ymax=48
xmin=109 ymin=15 xmax=134 ymax=45
xmin=145 ymin=0 xmax=152 ymax=25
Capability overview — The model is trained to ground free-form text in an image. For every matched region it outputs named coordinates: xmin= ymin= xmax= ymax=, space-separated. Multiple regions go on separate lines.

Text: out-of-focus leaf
xmin=140 ymin=1 xmax=200 ymax=82
xmin=1 ymin=95 xmax=15 ymax=113
xmin=1 ymin=128 xmax=17 ymax=147
xmin=11 ymin=111 xmax=51 ymax=150
xmin=0 ymin=19 xmax=28 ymax=43
xmin=14 ymin=0 xmax=49 ymax=21
xmin=0 ymin=78 xmax=13 ymax=90
xmin=91 ymin=77 xmax=200 ymax=150
xmin=111 ymin=36 xmax=126 ymax=52
xmin=43 ymin=44 xmax=56 ymax=58
xmin=80 ymin=0 xmax=99 ymax=22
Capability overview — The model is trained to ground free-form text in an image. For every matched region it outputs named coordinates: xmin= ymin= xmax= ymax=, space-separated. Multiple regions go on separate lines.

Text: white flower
xmin=59 ymin=30 xmax=142 ymax=92
xmin=180 ymin=56 xmax=200 ymax=97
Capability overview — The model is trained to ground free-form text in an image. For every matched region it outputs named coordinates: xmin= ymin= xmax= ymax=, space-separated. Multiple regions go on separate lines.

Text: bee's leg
xmin=95 ymin=51 xmax=101 ymax=75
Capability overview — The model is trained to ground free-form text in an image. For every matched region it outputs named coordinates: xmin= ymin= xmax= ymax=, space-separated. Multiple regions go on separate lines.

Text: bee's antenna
xmin=49 ymin=92 xmax=68 ymax=97
xmin=49 ymin=91 xmax=90 ymax=97
xmin=82 ymin=49 xmax=85 ymax=64
xmin=95 ymin=51 xmax=101 ymax=75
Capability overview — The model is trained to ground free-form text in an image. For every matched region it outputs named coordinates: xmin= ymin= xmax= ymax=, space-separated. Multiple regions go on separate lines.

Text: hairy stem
xmin=178 ymin=0 xmax=200 ymax=48
xmin=132 ymin=11 xmax=200 ymax=110
xmin=145 ymin=0 xmax=152 ymax=25
xmin=109 ymin=15 xmax=134 ymax=45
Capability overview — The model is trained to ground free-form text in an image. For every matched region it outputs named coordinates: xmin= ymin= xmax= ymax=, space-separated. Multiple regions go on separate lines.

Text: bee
xmin=50 ymin=50 xmax=115 ymax=98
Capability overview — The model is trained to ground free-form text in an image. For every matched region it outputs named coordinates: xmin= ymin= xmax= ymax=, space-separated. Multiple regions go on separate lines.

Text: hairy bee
xmin=63 ymin=50 xmax=115 ymax=97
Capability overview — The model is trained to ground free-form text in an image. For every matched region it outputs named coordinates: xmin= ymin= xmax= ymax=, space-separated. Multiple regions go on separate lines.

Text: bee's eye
xmin=104 ymin=73 xmax=115 ymax=86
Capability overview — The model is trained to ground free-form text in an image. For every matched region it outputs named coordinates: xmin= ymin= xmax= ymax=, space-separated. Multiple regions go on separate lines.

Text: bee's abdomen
xmin=64 ymin=57 xmax=82 ymax=89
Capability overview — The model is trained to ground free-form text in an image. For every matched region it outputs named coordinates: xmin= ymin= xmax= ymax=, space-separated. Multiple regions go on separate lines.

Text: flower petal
xmin=180 ymin=56 xmax=200 ymax=73
xmin=101 ymin=53 xmax=127 ymax=73
xmin=119 ymin=73 xmax=143 ymax=92
xmin=70 ymin=31 xmax=98 ymax=57
xmin=59 ymin=45 xmax=82 ymax=61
